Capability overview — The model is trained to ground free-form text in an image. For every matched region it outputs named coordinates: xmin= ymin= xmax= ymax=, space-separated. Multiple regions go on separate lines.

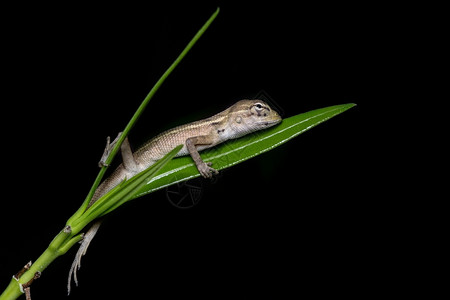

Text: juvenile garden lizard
xmin=68 ymin=99 xmax=281 ymax=291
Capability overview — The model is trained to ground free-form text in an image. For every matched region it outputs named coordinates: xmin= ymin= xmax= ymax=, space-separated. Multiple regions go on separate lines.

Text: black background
xmin=0 ymin=2 xmax=421 ymax=299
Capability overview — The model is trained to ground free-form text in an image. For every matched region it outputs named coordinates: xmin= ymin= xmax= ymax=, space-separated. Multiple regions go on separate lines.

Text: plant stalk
xmin=0 ymin=8 xmax=220 ymax=300
xmin=0 ymin=229 xmax=82 ymax=300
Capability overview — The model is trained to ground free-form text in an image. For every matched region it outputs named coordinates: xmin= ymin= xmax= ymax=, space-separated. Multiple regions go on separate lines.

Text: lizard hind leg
xmin=67 ymin=221 xmax=102 ymax=295
xmin=185 ymin=136 xmax=219 ymax=178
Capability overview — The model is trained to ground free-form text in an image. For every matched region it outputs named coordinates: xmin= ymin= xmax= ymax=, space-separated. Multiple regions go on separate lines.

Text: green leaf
xmin=132 ymin=103 xmax=356 ymax=199
xmin=69 ymin=145 xmax=183 ymax=232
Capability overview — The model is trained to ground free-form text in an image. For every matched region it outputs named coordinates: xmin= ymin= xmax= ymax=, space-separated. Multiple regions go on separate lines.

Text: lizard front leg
xmin=186 ymin=136 xmax=219 ymax=178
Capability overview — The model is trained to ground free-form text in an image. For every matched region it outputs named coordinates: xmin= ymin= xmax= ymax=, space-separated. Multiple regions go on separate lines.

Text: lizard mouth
xmin=258 ymin=118 xmax=282 ymax=127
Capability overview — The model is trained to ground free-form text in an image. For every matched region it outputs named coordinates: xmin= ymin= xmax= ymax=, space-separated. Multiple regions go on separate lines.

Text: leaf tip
xmin=340 ymin=103 xmax=357 ymax=112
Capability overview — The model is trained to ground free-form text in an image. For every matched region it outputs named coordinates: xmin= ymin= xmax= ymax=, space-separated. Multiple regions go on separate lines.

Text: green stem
xmin=98 ymin=7 xmax=221 ymax=171
xmin=67 ymin=7 xmax=220 ymax=226
xmin=1 ymin=9 xmax=220 ymax=299
xmin=0 ymin=229 xmax=79 ymax=300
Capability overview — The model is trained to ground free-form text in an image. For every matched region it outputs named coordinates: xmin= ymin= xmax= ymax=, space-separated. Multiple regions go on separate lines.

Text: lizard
xmin=67 ymin=99 xmax=282 ymax=292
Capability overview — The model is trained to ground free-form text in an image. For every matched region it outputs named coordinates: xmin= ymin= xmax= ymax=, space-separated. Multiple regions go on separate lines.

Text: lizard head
xmin=227 ymin=99 xmax=282 ymax=137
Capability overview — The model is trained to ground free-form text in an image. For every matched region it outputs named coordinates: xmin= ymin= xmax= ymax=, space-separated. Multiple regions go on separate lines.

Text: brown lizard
xmin=68 ymin=99 xmax=282 ymax=292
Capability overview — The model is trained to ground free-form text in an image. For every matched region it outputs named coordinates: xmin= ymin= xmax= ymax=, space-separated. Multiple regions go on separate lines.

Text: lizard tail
xmin=67 ymin=220 xmax=102 ymax=295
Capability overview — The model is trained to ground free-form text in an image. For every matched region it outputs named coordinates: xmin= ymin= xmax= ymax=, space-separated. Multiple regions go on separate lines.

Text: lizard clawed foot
xmin=98 ymin=132 xmax=123 ymax=167
xmin=198 ymin=162 xmax=219 ymax=178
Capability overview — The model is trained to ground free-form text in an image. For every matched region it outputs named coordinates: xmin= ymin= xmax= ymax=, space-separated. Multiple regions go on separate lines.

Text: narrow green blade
xmin=67 ymin=8 xmax=220 ymax=225
xmin=70 ymin=145 xmax=182 ymax=232
xmin=132 ymin=103 xmax=356 ymax=199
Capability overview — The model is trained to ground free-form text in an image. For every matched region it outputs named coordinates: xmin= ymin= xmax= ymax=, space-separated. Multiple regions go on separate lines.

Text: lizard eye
xmin=250 ymin=102 xmax=269 ymax=117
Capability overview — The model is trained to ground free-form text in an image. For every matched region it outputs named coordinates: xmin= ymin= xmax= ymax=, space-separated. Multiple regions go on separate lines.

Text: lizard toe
xmin=198 ymin=162 xmax=218 ymax=178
